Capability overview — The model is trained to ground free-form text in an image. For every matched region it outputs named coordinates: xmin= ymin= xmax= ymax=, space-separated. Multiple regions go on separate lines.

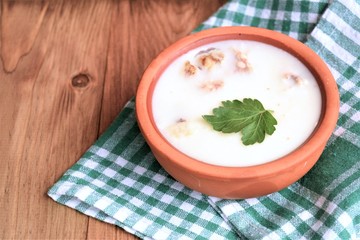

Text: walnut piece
xmin=168 ymin=119 xmax=192 ymax=138
xmin=200 ymin=80 xmax=224 ymax=92
xmin=197 ymin=49 xmax=224 ymax=70
xmin=283 ymin=73 xmax=303 ymax=86
xmin=235 ymin=50 xmax=252 ymax=72
xmin=184 ymin=61 xmax=197 ymax=76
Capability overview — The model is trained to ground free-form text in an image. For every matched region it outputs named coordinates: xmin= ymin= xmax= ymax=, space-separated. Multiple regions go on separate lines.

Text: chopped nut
xmin=283 ymin=73 xmax=303 ymax=86
xmin=200 ymin=56 xmax=215 ymax=69
xmin=200 ymin=80 xmax=224 ymax=92
xmin=184 ymin=61 xmax=197 ymax=76
xmin=234 ymin=50 xmax=252 ymax=72
xmin=237 ymin=61 xmax=247 ymax=69
xmin=168 ymin=119 xmax=192 ymax=138
xmin=210 ymin=51 xmax=225 ymax=62
xmin=235 ymin=51 xmax=248 ymax=60
xmin=197 ymin=49 xmax=224 ymax=70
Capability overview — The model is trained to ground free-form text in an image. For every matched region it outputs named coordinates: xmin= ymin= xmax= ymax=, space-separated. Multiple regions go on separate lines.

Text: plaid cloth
xmin=48 ymin=0 xmax=360 ymax=239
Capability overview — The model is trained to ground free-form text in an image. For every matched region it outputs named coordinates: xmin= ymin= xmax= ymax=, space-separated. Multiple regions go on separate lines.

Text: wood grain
xmin=0 ymin=0 xmax=226 ymax=239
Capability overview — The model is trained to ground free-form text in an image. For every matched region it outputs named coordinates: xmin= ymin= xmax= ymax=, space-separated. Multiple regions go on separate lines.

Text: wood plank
xmin=0 ymin=0 xmax=113 ymax=239
xmin=0 ymin=0 xmax=226 ymax=239
xmin=88 ymin=1 xmax=226 ymax=239
xmin=1 ymin=0 xmax=49 ymax=72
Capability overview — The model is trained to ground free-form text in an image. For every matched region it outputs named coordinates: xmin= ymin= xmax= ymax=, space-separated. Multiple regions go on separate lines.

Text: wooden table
xmin=0 ymin=1 xmax=226 ymax=239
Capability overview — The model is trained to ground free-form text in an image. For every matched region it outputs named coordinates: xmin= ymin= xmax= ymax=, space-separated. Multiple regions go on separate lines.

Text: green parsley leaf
xmin=202 ymin=98 xmax=277 ymax=145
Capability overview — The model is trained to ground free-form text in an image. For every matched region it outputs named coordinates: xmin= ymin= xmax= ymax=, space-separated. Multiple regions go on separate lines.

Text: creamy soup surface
xmin=152 ymin=40 xmax=322 ymax=167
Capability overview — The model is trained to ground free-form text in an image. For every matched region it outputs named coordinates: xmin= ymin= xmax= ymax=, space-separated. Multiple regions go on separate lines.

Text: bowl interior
xmin=136 ymin=26 xmax=339 ymax=180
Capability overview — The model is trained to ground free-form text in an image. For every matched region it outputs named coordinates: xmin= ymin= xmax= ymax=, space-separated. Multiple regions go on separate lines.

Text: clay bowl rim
xmin=136 ymin=26 xmax=339 ymax=180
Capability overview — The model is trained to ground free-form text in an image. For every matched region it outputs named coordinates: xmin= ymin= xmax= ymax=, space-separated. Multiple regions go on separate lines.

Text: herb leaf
xmin=203 ymin=98 xmax=277 ymax=145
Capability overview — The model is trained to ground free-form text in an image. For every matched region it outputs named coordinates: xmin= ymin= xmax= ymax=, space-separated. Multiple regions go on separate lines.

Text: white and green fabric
xmin=48 ymin=0 xmax=360 ymax=239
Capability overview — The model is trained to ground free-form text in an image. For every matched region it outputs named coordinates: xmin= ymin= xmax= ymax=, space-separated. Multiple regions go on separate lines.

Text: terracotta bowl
xmin=135 ymin=26 xmax=339 ymax=199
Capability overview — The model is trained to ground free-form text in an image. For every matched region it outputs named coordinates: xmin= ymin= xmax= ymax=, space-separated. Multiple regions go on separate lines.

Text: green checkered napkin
xmin=48 ymin=0 xmax=360 ymax=239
